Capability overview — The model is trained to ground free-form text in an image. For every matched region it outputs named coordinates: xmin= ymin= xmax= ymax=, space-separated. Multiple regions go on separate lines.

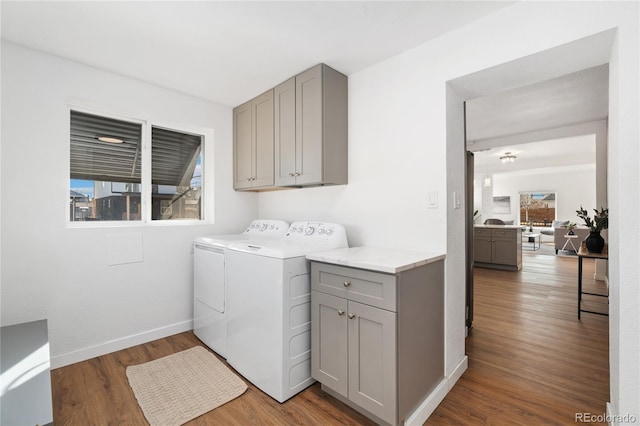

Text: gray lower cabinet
xmin=311 ymin=261 xmax=444 ymax=426
xmin=473 ymin=227 xmax=522 ymax=270
xmin=274 ymin=64 xmax=348 ymax=187
xmin=233 ymin=89 xmax=274 ymax=190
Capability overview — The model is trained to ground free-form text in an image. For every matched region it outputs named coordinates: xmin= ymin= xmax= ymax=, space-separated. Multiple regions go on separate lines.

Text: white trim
xmin=405 ymin=355 xmax=468 ymax=425
xmin=50 ymin=320 xmax=193 ymax=369
xmin=606 ymin=402 xmax=614 ymax=426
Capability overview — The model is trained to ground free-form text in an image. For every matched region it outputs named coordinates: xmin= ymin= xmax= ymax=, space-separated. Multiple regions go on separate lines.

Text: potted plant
xmin=567 ymin=222 xmax=577 ymax=235
xmin=576 ymin=206 xmax=608 ymax=253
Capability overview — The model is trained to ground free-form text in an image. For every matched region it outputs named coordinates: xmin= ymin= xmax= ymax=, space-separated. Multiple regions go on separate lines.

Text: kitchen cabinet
xmin=473 ymin=226 xmax=522 ymax=271
xmin=233 ymin=89 xmax=274 ymax=190
xmin=274 ymin=64 xmax=347 ymax=187
xmin=309 ymin=247 xmax=444 ymax=426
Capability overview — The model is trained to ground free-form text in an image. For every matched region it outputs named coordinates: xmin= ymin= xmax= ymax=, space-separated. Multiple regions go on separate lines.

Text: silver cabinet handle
xmin=343 ymin=281 xmax=351 ymax=287
xmin=337 ymin=310 xmax=345 ymax=316
xmin=348 ymin=313 xmax=356 ymax=319
xmin=289 ymin=173 xmax=295 ymax=177
xmin=294 ymin=172 xmax=301 ymax=176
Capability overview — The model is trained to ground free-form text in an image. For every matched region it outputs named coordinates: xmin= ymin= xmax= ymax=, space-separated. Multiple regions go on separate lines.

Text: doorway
xmin=446 ymin=30 xmax=613 ymax=359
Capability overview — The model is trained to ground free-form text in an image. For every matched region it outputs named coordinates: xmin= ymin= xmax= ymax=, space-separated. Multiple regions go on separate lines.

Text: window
xmin=69 ymin=110 xmax=204 ymax=223
xmin=519 ymin=192 xmax=556 ymax=227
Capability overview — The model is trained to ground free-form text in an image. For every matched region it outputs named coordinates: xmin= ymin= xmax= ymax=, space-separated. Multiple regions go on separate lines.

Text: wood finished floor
xmin=51 ymin=247 xmax=609 ymax=425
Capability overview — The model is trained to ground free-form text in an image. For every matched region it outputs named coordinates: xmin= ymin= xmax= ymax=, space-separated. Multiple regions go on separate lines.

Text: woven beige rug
xmin=126 ymin=346 xmax=247 ymax=426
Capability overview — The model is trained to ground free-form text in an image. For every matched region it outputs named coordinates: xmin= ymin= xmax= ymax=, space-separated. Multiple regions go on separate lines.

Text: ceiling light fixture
xmin=97 ymin=136 xmax=124 ymax=144
xmin=500 ymin=152 xmax=516 ymax=163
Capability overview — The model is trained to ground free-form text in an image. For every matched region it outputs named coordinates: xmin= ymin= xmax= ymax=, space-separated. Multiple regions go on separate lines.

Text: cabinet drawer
xmin=492 ymin=228 xmax=516 ymax=240
xmin=474 ymin=228 xmax=492 ymax=238
xmin=311 ymin=262 xmax=396 ymax=311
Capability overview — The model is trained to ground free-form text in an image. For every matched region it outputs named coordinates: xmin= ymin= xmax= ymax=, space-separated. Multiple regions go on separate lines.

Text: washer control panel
xmin=244 ymin=220 xmax=289 ymax=236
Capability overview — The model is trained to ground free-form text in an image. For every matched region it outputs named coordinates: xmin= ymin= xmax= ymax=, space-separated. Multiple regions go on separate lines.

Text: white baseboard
xmin=405 ymin=356 xmax=469 ymax=425
xmin=50 ymin=320 xmax=193 ymax=369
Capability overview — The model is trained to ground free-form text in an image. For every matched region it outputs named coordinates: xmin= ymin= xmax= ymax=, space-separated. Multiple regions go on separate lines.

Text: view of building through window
xmin=69 ymin=111 xmax=203 ymax=222
xmin=519 ymin=192 xmax=556 ymax=227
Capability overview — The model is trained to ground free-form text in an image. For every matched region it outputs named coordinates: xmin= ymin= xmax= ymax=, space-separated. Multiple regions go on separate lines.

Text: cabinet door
xmin=252 ymin=90 xmax=274 ymax=188
xmin=348 ymin=301 xmax=397 ymax=425
xmin=295 ymin=65 xmax=323 ymax=185
xmin=274 ymin=78 xmax=297 ymax=186
xmin=493 ymin=236 xmax=517 ymax=265
xmin=311 ymin=291 xmax=348 ymax=398
xmin=233 ymin=101 xmax=252 ymax=189
xmin=473 ymin=236 xmax=493 ymax=263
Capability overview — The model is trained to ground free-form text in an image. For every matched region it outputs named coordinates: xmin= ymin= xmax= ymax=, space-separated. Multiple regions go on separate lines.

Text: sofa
xmin=554 ymin=225 xmax=590 ymax=254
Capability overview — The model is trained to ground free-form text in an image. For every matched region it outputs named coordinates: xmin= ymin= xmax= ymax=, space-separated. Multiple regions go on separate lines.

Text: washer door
xmin=194 ymin=245 xmax=225 ymax=313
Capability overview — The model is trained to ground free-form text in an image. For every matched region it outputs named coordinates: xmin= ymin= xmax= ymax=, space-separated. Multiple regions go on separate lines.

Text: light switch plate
xmin=427 ymin=191 xmax=438 ymax=208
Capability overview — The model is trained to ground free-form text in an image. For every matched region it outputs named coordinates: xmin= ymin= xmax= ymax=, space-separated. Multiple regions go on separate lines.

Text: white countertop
xmin=474 ymin=224 xmax=522 ymax=229
xmin=306 ymin=246 xmax=446 ymax=274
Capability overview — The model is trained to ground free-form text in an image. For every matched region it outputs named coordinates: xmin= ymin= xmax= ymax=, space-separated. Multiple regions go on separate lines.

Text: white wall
xmin=1 ymin=1 xmax=637 ymax=421
xmin=489 ymin=165 xmax=597 ymax=225
xmin=258 ymin=1 xmax=638 ymax=421
xmin=0 ymin=41 xmax=258 ymax=367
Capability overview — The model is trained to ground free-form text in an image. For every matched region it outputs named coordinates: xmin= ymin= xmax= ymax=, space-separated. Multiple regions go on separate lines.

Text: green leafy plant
xmin=576 ymin=206 xmax=608 ymax=233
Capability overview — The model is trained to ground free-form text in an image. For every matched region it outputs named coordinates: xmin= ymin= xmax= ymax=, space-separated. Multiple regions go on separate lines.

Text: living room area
xmin=472 ymin=133 xmax=598 ymax=259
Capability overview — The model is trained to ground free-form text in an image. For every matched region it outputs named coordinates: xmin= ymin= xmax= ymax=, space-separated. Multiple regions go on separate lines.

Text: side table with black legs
xmin=577 ymin=243 xmax=609 ymax=319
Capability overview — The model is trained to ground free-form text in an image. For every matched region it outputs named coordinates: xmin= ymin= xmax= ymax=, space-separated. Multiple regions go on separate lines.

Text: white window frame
xmin=67 ymin=103 xmax=214 ymax=228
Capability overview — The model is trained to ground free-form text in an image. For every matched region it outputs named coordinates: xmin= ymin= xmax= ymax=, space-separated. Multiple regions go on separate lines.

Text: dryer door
xmin=194 ymin=244 xmax=225 ymax=313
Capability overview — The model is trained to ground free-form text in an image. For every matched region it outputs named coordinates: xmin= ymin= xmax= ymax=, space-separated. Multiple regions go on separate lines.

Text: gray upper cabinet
xmin=274 ymin=64 xmax=348 ymax=187
xmin=233 ymin=89 xmax=274 ymax=190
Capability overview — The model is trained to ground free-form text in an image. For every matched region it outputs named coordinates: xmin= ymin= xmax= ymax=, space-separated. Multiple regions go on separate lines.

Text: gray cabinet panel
xmin=311 ymin=259 xmax=444 ymax=426
xmin=493 ymin=238 xmax=517 ymax=265
xmin=233 ymin=101 xmax=252 ymax=189
xmin=473 ymin=227 xmax=522 ymax=270
xmin=236 ymin=63 xmax=347 ymax=190
xmin=274 ymin=77 xmax=296 ymax=186
xmin=311 ymin=262 xmax=396 ymax=311
xmin=473 ymin=234 xmax=493 ymax=264
xmin=311 ymin=291 xmax=348 ymax=398
xmin=296 ymin=65 xmax=323 ymax=185
xmin=232 ymin=90 xmax=274 ymax=190
xmin=274 ymin=64 xmax=347 ymax=187
xmin=253 ymin=90 xmax=275 ymax=187
xmin=348 ymin=301 xmax=397 ymax=424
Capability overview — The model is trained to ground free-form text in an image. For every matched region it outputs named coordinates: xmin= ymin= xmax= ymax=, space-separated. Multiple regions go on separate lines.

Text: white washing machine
xmin=193 ymin=219 xmax=289 ymax=358
xmin=225 ymin=222 xmax=348 ymax=402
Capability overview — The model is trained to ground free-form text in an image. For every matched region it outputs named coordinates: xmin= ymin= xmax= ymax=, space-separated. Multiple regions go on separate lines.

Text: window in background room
xmin=69 ymin=110 xmax=204 ymax=223
xmin=519 ymin=191 xmax=556 ymax=227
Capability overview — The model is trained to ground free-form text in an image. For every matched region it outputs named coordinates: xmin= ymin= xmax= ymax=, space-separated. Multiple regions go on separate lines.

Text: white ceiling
xmin=472 ymin=134 xmax=597 ymax=176
xmin=1 ymin=0 xmax=609 ymax=169
xmin=0 ymin=1 xmax=514 ymax=107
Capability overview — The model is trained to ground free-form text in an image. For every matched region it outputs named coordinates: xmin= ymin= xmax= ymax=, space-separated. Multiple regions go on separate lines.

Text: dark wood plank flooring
xmin=427 ymin=247 xmax=609 ymax=425
xmin=51 ymin=248 xmax=609 ymax=425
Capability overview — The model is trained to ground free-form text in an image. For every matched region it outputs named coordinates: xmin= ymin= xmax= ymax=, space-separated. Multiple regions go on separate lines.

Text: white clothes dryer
xmin=225 ymin=222 xmax=348 ymax=402
xmin=193 ymin=219 xmax=289 ymax=358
